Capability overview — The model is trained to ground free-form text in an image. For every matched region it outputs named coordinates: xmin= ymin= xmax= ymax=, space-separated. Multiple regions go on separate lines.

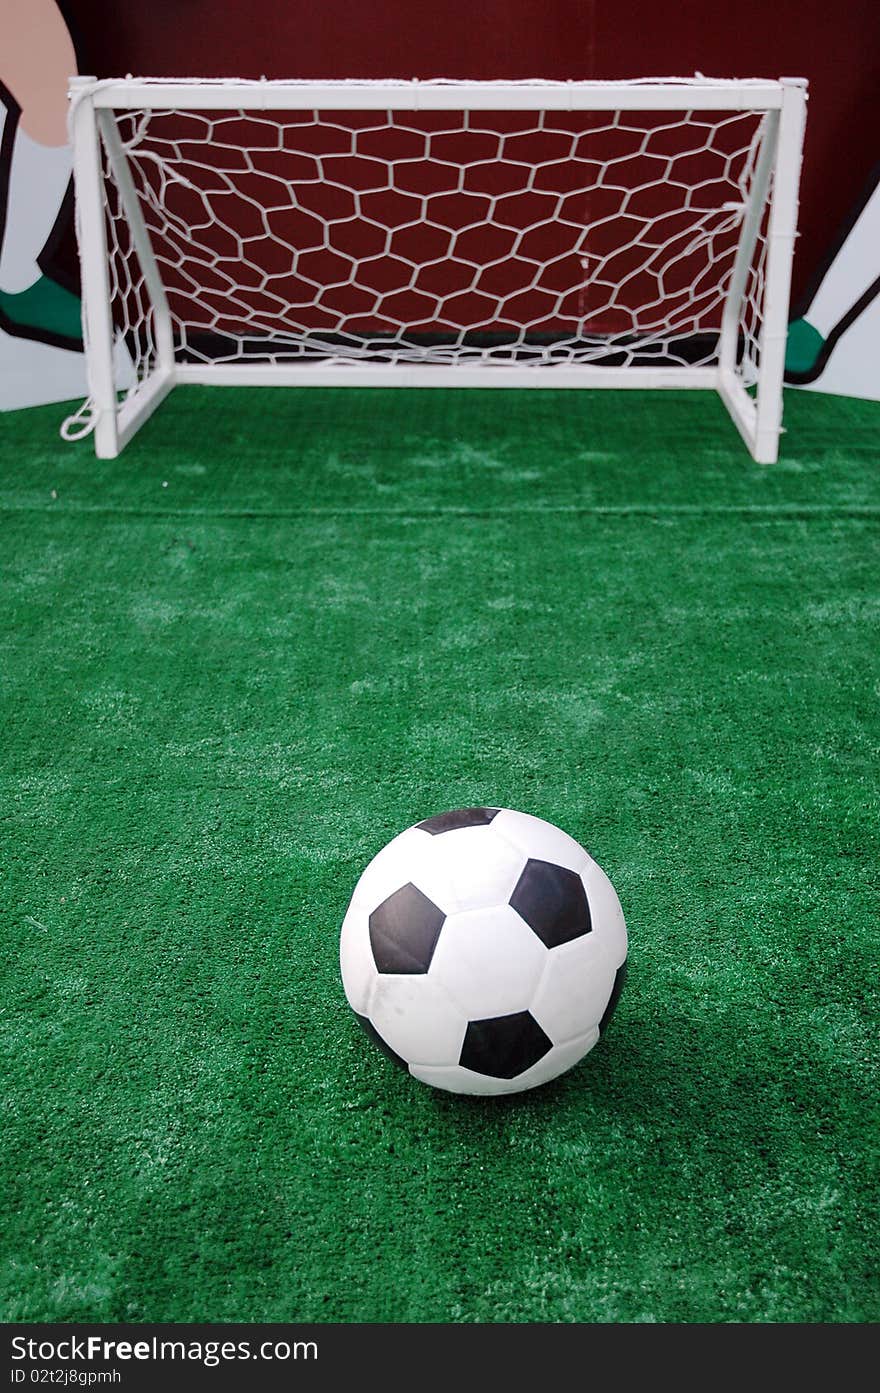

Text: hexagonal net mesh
xmin=64 ymin=79 xmax=807 ymax=458
xmin=103 ymin=106 xmax=769 ymax=368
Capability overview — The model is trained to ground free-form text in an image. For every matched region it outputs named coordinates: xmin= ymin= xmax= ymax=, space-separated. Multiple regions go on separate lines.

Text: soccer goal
xmin=63 ymin=76 xmax=807 ymax=462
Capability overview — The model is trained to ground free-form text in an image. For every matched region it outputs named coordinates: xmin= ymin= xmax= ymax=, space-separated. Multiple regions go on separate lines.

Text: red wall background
xmin=60 ymin=0 xmax=880 ymax=308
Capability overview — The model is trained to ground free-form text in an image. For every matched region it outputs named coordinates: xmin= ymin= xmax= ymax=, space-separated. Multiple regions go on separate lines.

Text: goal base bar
xmin=96 ymin=367 xmax=774 ymax=464
xmin=173 ymin=363 xmax=719 ymax=390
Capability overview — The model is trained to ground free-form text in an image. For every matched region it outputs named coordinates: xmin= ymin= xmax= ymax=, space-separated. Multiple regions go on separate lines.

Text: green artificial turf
xmin=1 ymin=386 xmax=878 ymax=1324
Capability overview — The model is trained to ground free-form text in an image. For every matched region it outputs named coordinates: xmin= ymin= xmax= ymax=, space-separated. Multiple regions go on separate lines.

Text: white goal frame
xmin=66 ymin=76 xmax=808 ymax=462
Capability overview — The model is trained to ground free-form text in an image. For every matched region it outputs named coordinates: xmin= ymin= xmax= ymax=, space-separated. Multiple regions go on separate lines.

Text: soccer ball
xmin=339 ymin=807 xmax=627 ymax=1096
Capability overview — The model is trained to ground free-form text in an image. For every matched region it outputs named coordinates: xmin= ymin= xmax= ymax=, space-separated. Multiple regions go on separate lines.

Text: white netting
xmin=89 ymin=100 xmax=772 ymax=403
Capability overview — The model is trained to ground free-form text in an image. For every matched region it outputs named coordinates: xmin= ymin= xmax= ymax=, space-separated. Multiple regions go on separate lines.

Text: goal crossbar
xmin=74 ymin=76 xmax=791 ymax=113
xmin=64 ymin=75 xmax=808 ymax=463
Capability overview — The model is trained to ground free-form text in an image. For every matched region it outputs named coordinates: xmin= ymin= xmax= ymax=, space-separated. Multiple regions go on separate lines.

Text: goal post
xmin=63 ymin=76 xmax=808 ymax=462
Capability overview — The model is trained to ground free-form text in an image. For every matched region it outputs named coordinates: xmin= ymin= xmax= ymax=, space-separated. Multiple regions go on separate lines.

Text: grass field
xmin=1 ymin=385 xmax=878 ymax=1323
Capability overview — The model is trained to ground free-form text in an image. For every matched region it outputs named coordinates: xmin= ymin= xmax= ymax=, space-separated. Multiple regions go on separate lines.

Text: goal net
xmin=63 ymin=77 xmax=807 ymax=461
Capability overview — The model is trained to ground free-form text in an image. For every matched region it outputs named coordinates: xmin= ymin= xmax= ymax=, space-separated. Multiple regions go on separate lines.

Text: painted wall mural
xmin=1 ymin=1 xmax=878 ymax=414
xmin=785 ymin=165 xmax=880 ymax=402
xmin=0 ymin=0 xmax=89 ymax=409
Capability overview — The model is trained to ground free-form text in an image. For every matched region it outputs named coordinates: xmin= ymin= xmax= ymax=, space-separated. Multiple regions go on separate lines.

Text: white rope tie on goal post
xmin=60 ymin=396 xmax=99 ymax=441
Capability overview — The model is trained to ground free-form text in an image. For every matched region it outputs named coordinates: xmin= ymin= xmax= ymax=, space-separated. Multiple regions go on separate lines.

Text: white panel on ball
xmin=347 ymin=826 xmax=455 ymax=919
xmin=492 ymin=809 xmax=591 ymax=874
xmin=428 ymin=904 xmax=547 ymax=1019
xmin=580 ymin=858 xmax=628 ymax=955
xmin=409 ymin=1061 xmax=529 ymax=1097
xmin=422 ymin=824 xmax=525 ymax=914
xmin=530 ymin=934 xmax=623 ymax=1045
xmin=338 ymin=901 xmax=375 ymax=1015
xmin=514 ymin=1028 xmax=602 ymax=1089
xmin=368 ymin=974 xmax=467 ymax=1068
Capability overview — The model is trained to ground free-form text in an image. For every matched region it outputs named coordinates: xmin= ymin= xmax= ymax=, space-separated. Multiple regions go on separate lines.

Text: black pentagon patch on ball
xmin=459 ymin=1010 xmax=553 ymax=1079
xmin=354 ymin=1013 xmax=408 ymax=1071
xmin=369 ymin=882 xmax=446 ymax=974
xmin=417 ymin=807 xmax=501 ymax=835
xmin=598 ymin=962 xmax=627 ymax=1034
xmin=509 ymin=858 xmax=592 ymax=948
